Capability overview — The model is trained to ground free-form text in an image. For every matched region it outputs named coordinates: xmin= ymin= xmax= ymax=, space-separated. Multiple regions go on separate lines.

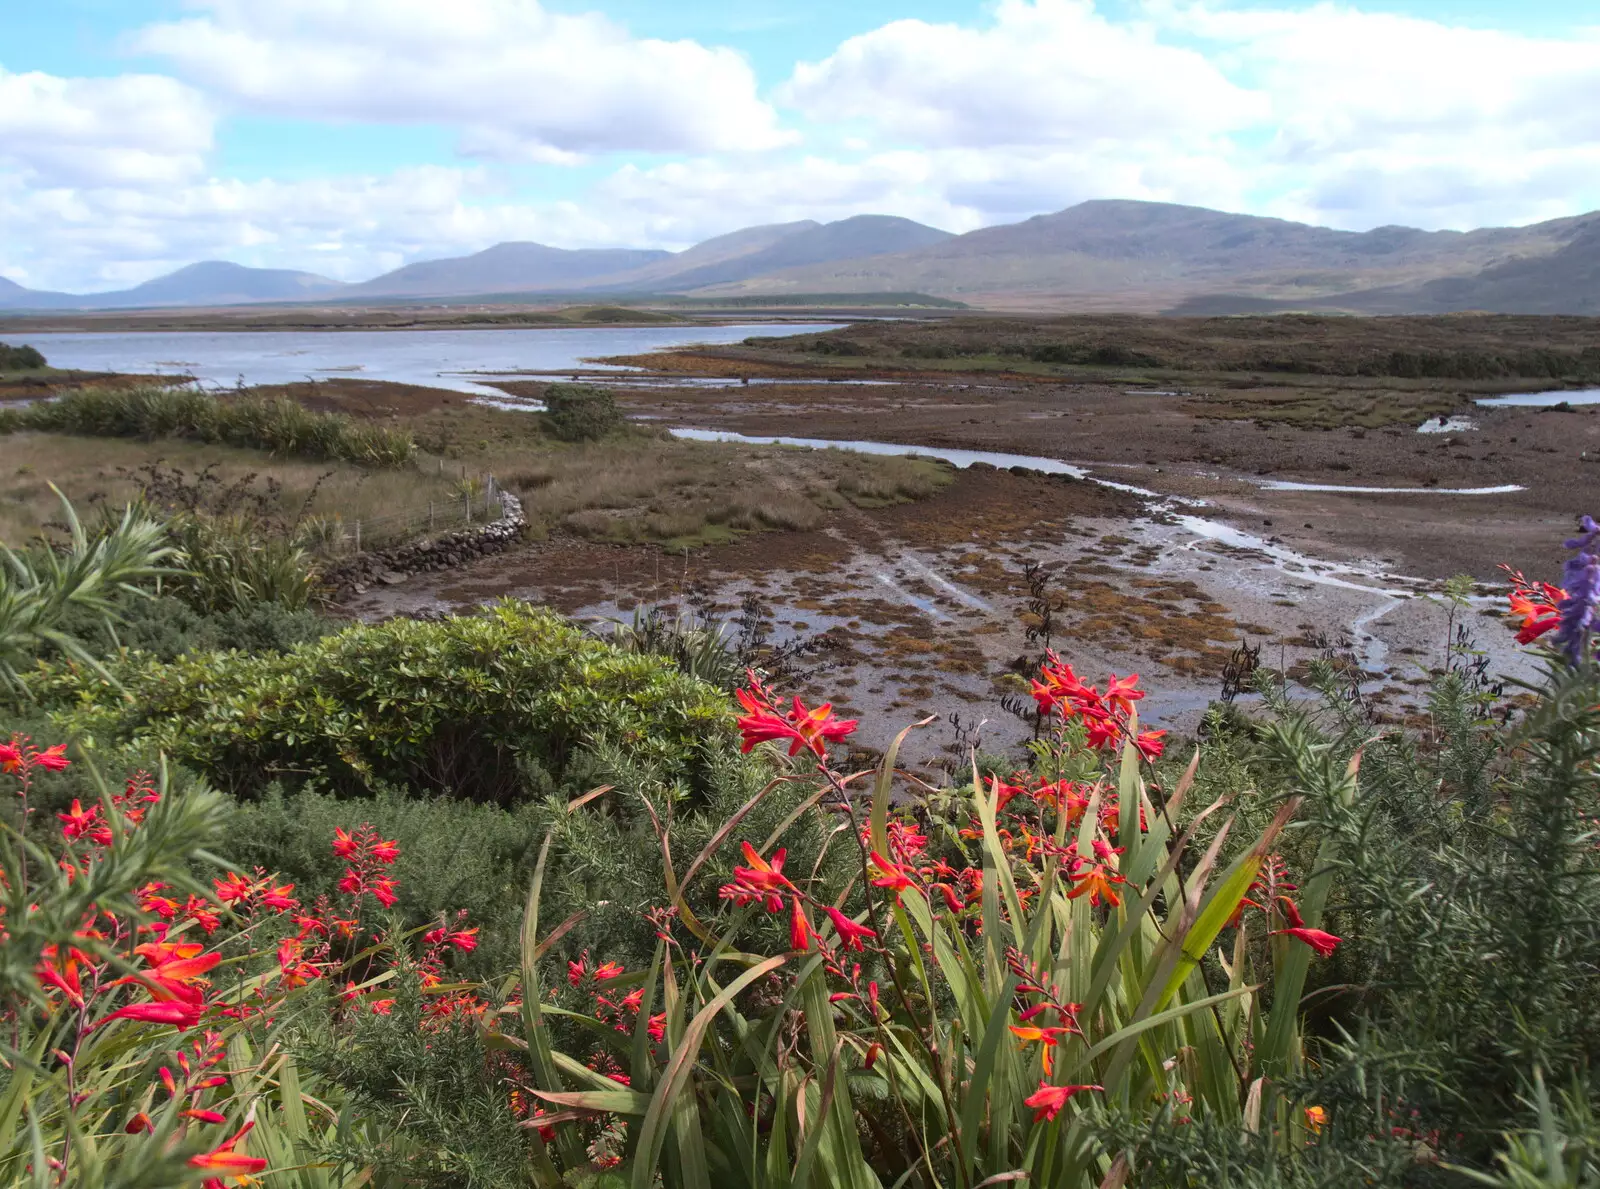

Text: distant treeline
xmin=0 ymin=341 xmax=45 ymax=370
xmin=0 ymin=385 xmax=415 ymax=467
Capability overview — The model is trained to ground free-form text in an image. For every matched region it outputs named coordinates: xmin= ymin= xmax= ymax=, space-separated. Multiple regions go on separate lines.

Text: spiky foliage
xmin=0 ymin=491 xmax=177 ymax=692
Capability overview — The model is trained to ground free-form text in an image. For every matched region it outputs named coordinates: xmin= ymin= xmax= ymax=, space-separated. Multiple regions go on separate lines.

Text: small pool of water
xmin=1476 ymin=388 xmax=1600 ymax=408
xmin=669 ymin=428 xmax=1091 ymax=478
xmin=1416 ymin=416 xmax=1478 ymax=434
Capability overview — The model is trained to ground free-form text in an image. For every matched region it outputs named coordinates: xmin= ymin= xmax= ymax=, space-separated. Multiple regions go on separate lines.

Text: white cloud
xmin=9 ymin=1 xmax=1600 ymax=292
xmin=0 ymin=165 xmax=641 ymax=291
xmin=0 ymin=69 xmax=212 ymax=187
xmin=780 ymin=0 xmax=1600 ymax=231
xmin=784 ymin=0 xmax=1264 ymax=149
xmin=133 ymin=0 xmax=792 ymax=158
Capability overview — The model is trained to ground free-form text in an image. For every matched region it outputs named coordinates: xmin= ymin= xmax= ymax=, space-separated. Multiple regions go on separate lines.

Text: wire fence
xmin=312 ymin=472 xmax=513 ymax=556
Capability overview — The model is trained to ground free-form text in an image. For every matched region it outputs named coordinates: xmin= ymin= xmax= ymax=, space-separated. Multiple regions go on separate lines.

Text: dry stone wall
xmin=324 ymin=489 xmax=525 ymax=601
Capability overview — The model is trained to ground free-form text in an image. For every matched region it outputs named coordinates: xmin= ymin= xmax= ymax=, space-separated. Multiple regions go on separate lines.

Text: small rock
xmin=379 ymin=571 xmax=408 ymax=585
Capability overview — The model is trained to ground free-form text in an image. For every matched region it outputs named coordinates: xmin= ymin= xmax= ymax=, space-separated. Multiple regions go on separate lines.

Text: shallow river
xmin=22 ymin=324 xmax=844 ymax=395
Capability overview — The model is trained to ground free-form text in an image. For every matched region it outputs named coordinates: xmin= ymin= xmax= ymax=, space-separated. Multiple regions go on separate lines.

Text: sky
xmin=3 ymin=0 xmax=1599 ymax=292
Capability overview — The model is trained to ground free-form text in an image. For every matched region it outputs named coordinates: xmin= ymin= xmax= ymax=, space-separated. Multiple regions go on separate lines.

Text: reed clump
xmin=0 ymin=385 xmax=415 ymax=467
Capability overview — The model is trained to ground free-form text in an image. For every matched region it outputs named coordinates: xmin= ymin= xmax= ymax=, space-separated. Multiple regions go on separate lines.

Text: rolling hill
xmin=346 ymin=242 xmax=673 ymax=298
xmin=0 ymin=262 xmax=345 ymax=310
xmin=4 ymin=200 xmax=1597 ymax=314
xmin=685 ymin=200 xmax=1597 ymax=313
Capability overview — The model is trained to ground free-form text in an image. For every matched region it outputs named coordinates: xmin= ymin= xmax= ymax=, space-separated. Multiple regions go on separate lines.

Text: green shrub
xmin=542 ymin=383 xmax=623 ymax=442
xmin=53 ymin=593 xmax=332 ymax=662
xmin=42 ymin=599 xmax=738 ymax=805
xmin=0 ymin=341 xmax=46 ymax=370
xmin=0 ymin=384 xmax=415 ymax=466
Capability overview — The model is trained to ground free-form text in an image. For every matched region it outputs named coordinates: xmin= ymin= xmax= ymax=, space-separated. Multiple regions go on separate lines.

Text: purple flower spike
xmin=1557 ymin=515 xmax=1600 ymax=665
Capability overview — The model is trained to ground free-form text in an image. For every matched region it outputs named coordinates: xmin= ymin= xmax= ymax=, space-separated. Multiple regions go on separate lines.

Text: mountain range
xmin=5 ymin=201 xmax=1598 ymax=315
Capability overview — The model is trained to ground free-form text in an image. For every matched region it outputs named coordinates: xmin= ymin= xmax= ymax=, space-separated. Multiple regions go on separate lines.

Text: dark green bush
xmin=55 ymin=593 xmax=333 ymax=661
xmin=541 ymin=384 xmax=622 ymax=442
xmin=0 ymin=342 xmax=45 ymax=370
xmin=43 ymin=599 xmax=737 ymax=805
xmin=0 ymin=385 xmax=415 ymax=466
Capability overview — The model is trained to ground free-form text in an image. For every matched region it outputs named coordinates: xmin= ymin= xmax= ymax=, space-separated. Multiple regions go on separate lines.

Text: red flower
xmin=449 ymin=927 xmax=479 ymax=952
xmin=332 ymin=827 xmax=360 ymax=858
xmin=1134 ymin=730 xmax=1166 ymax=762
xmin=719 ymin=842 xmax=794 ymax=912
xmin=1103 ymin=673 xmax=1145 ymax=715
xmin=139 ymin=884 xmax=181 ymax=920
xmin=213 ymin=872 xmax=253 ymax=903
xmin=568 ymin=956 xmax=588 ymax=986
xmin=1502 ymin=566 xmax=1565 ymax=644
xmin=125 ymin=1112 xmax=153 ymax=1134
xmin=789 ymin=897 xmax=813 ymax=952
xmin=93 ymin=1000 xmax=206 ymax=1032
xmin=868 ymin=851 xmax=917 ymax=899
xmin=1023 ymin=1081 xmax=1102 ymax=1123
xmin=260 ymin=883 xmax=298 ymax=912
xmin=822 ymin=906 xmax=877 ymax=951
xmin=184 ymin=896 xmax=222 ymax=935
xmin=1271 ymin=898 xmax=1341 ymax=958
xmin=34 ymin=743 xmax=70 ymax=771
xmin=593 ymin=961 xmax=625 ymax=981
xmin=370 ymin=838 xmax=401 ymax=864
xmin=181 ymin=1109 xmax=228 ymax=1125
xmin=0 ymin=742 xmax=21 ymax=774
xmin=734 ymin=676 xmax=857 ymax=759
xmin=647 ymin=1013 xmax=666 ymax=1042
xmin=58 ymin=800 xmax=103 ymax=842
xmin=35 ymin=944 xmax=88 ymax=1007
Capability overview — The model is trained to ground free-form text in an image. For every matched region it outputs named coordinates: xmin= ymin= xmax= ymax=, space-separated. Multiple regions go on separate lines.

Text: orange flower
xmin=1023 ymin=1081 xmax=1101 ymax=1123
xmin=123 ymin=941 xmax=222 ymax=1001
xmin=1009 ymin=1024 xmax=1072 ymax=1076
xmin=1067 ymin=863 xmax=1126 ymax=909
xmin=1304 ymin=1105 xmax=1328 ymax=1134
xmin=188 ymin=1120 xmax=267 ymax=1179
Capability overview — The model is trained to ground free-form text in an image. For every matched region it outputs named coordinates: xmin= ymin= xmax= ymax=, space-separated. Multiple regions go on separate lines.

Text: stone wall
xmin=324 ymin=489 xmax=525 ymax=600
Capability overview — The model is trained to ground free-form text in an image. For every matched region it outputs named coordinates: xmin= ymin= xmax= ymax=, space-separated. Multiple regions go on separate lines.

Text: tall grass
xmin=0 ymin=385 xmax=415 ymax=467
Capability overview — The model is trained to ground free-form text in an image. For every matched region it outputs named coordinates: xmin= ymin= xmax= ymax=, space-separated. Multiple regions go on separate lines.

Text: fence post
xmin=355 ymin=520 xmax=361 ymax=553
xmin=429 ymin=501 xmax=435 ymax=532
xmin=464 ymin=492 xmax=471 ymax=525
